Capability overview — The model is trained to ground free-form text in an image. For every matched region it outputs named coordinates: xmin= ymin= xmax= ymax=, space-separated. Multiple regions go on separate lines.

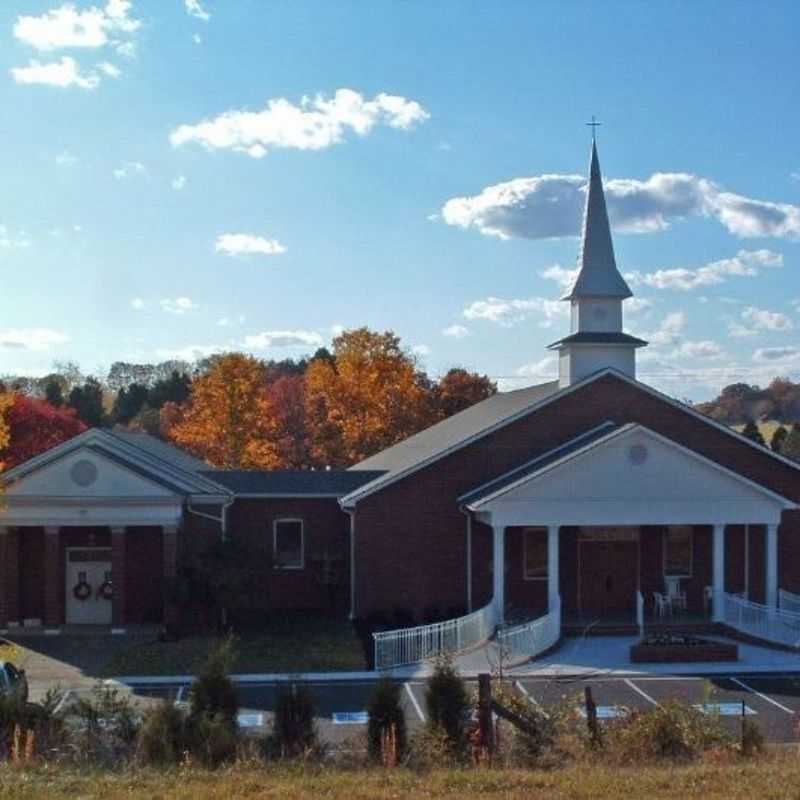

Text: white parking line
xmin=404 ymin=682 xmax=425 ymax=723
xmin=730 ymin=677 xmax=794 ymax=715
xmin=624 ymin=678 xmax=659 ymax=706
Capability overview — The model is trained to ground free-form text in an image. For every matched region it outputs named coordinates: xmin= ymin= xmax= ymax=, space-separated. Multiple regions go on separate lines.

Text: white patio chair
xmin=652 ymin=592 xmax=669 ymax=619
xmin=664 ymin=577 xmax=687 ymax=614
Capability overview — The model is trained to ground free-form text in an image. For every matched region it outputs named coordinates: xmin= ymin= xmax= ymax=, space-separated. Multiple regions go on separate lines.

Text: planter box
xmin=630 ymin=635 xmax=738 ymax=663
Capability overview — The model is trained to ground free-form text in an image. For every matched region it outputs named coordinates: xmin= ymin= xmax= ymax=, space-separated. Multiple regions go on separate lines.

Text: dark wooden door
xmin=580 ymin=542 xmax=638 ymax=618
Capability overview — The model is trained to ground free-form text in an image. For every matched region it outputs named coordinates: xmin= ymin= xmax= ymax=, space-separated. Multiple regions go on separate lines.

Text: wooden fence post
xmin=478 ymin=672 xmax=494 ymax=757
xmin=584 ymin=686 xmax=600 ymax=746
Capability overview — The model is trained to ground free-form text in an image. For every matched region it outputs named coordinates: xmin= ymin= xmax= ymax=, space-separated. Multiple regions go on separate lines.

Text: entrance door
xmin=65 ymin=548 xmax=112 ymax=625
xmin=580 ymin=541 xmax=638 ymax=619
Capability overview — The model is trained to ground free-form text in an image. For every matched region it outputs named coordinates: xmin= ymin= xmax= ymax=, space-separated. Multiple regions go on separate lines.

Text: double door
xmin=65 ymin=548 xmax=112 ymax=625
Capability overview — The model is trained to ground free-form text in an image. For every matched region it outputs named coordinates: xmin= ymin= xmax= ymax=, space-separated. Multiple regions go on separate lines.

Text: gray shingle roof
xmin=547 ymin=331 xmax=647 ymax=348
xmin=460 ymin=422 xmax=618 ymax=506
xmin=345 ymin=381 xmax=560 ymax=498
xmin=202 ymin=469 xmax=386 ymax=496
xmin=109 ymin=429 xmax=211 ymax=473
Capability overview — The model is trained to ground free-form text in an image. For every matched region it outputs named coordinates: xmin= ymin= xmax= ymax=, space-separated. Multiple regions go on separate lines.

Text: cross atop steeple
xmin=586 ymin=116 xmax=601 ymax=140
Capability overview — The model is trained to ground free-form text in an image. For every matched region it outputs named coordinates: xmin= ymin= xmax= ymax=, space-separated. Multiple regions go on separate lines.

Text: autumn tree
xmin=783 ymin=423 xmax=800 ymax=462
xmin=168 ymin=353 xmax=282 ymax=469
xmin=434 ymin=368 xmax=496 ymax=419
xmin=305 ymin=328 xmax=436 ymax=467
xmin=0 ymin=392 xmax=12 ymax=473
xmin=0 ymin=394 xmax=86 ymax=470
xmin=264 ymin=374 xmax=311 ymax=469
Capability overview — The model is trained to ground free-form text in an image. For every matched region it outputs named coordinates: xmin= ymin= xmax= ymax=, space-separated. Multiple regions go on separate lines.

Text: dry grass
xmin=1 ymin=755 xmax=800 ymax=799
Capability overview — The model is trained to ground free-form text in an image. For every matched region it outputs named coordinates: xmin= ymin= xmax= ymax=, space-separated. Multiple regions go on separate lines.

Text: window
xmin=523 ymin=527 xmax=548 ymax=580
xmin=273 ymin=519 xmax=304 ymax=569
xmin=664 ymin=526 xmax=692 ymax=577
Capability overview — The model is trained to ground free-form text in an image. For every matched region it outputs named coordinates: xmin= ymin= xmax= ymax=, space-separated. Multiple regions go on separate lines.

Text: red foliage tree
xmin=1 ymin=393 xmax=86 ymax=469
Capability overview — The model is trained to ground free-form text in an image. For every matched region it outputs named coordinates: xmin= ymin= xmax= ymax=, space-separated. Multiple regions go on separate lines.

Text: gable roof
xmin=109 ymin=429 xmax=210 ymax=473
xmin=461 ymin=422 xmax=796 ymax=511
xmin=203 ymin=469 xmax=385 ymax=497
xmin=341 ymin=368 xmax=800 ymax=507
xmin=1 ymin=428 xmax=228 ymax=498
xmin=458 ymin=422 xmax=618 ymax=506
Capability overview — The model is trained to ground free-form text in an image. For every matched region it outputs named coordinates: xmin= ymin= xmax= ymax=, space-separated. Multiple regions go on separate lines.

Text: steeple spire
xmin=564 ymin=138 xmax=632 ymax=300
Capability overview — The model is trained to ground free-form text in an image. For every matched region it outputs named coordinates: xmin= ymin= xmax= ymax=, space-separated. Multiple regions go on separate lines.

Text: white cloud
xmin=96 ymin=60 xmax=120 ymax=77
xmin=502 ymin=356 xmax=558 ymax=390
xmin=624 ymin=297 xmax=653 ymax=314
xmin=155 ymin=343 xmax=224 ymax=361
xmin=330 ymin=323 xmax=345 ymax=337
xmin=741 ymin=305 xmax=794 ymax=332
xmin=170 ymin=88 xmax=429 ymax=158
xmin=626 ymin=249 xmax=782 ymax=291
xmin=55 ymin=150 xmax=78 ymax=166
xmin=640 ymin=311 xmax=687 ymax=346
xmin=752 ymin=346 xmax=800 ymax=363
xmin=0 ymin=328 xmax=69 ymax=351
xmin=727 ymin=321 xmax=759 ymax=338
xmin=192 ymin=33 xmax=203 ymax=45
xmin=215 ymin=233 xmax=287 ymax=257
xmin=11 ymin=56 xmax=100 ymax=89
xmin=441 ymin=171 xmax=800 ymax=241
xmin=442 ymin=324 xmax=469 ymax=339
xmin=130 ymin=297 xmax=144 ymax=310
xmin=185 ymin=0 xmax=211 ymax=21
xmin=539 ymin=263 xmax=578 ymax=291
xmin=241 ymin=330 xmax=324 ymax=349
xmin=172 ymin=175 xmax=187 ymax=191
xmin=160 ymin=297 xmax=197 ymax=314
xmin=13 ymin=1 xmax=139 ymax=51
xmin=412 ymin=344 xmax=430 ymax=357
xmin=671 ymin=340 xmax=725 ymax=360
xmin=462 ymin=296 xmax=566 ymax=327
xmin=113 ymin=160 xmax=146 ymax=179
xmin=0 ymin=225 xmax=32 ymax=250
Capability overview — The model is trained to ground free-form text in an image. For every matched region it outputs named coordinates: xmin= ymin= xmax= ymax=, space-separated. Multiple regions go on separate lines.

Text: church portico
xmin=463 ymin=423 xmax=794 ymax=629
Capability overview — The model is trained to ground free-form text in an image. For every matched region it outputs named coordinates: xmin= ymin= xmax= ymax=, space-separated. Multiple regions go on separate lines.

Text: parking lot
xmin=127 ymin=672 xmax=800 ymax=744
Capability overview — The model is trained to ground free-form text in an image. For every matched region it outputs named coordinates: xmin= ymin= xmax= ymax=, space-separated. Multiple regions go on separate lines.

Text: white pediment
xmin=473 ymin=426 xmax=794 ymax=527
xmin=7 ymin=447 xmax=176 ymax=499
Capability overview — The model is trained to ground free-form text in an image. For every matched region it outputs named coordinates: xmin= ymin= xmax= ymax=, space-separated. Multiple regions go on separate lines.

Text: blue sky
xmin=1 ymin=0 xmax=798 ymax=400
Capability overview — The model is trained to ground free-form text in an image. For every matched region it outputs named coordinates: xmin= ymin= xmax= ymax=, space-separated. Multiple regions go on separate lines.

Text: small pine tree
xmin=44 ymin=380 xmax=64 ymax=408
xmin=782 ymin=423 xmax=800 ymax=462
xmin=771 ymin=425 xmax=788 ymax=453
xmin=425 ymin=655 xmax=470 ymax=749
xmin=189 ymin=636 xmax=239 ymax=727
xmin=742 ymin=420 xmax=765 ymax=447
xmin=272 ymin=683 xmax=317 ymax=758
xmin=367 ymin=679 xmax=407 ymax=762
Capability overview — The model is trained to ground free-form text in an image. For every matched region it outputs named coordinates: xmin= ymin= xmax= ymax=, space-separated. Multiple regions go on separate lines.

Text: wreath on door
xmin=97 ymin=579 xmax=113 ymax=601
xmin=73 ymin=580 xmax=92 ymax=601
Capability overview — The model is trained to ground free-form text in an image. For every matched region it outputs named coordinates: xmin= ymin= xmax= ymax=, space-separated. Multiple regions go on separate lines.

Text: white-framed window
xmin=663 ymin=526 xmax=692 ymax=578
xmin=523 ymin=527 xmax=548 ymax=581
xmin=273 ymin=518 xmax=304 ymax=570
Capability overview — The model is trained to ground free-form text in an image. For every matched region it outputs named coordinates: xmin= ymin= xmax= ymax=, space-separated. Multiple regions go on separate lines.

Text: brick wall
xmin=352 ymin=374 xmax=800 ymax=618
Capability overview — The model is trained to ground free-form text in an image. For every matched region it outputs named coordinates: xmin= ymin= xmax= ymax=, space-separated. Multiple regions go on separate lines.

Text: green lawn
xmin=1 ymin=759 xmax=800 ymax=799
xmin=99 ymin=617 xmax=366 ymax=676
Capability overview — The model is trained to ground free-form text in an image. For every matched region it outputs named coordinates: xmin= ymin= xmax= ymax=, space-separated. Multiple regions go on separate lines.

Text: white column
xmin=712 ymin=524 xmax=725 ymax=622
xmin=492 ymin=525 xmax=505 ymax=624
xmin=766 ymin=523 xmax=779 ymax=609
xmin=547 ymin=525 xmax=559 ymax=611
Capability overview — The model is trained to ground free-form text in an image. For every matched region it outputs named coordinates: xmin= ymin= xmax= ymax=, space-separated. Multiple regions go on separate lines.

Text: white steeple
xmin=548 ymin=134 xmax=646 ymax=388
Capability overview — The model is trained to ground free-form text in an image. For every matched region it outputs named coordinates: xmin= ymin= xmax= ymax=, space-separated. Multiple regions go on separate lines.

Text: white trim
xmin=465 ymin=511 xmax=473 ymax=612
xmin=272 ymin=518 xmax=305 ymax=570
xmin=466 ymin=423 xmax=795 ymax=511
xmin=340 ymin=368 xmax=800 ymax=508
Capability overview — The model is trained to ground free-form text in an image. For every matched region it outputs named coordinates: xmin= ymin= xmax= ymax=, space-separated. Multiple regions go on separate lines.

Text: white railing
xmin=373 ymin=602 xmax=497 ymax=670
xmin=723 ymin=591 xmax=800 ymax=649
xmin=496 ymin=596 xmax=561 ymax=662
xmin=779 ymin=588 xmax=800 ymax=616
xmin=636 ymin=590 xmax=644 ymax=636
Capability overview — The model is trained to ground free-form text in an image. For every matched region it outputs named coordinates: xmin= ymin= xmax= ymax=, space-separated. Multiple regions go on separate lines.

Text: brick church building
xmin=1 ymin=140 xmax=798 ymax=638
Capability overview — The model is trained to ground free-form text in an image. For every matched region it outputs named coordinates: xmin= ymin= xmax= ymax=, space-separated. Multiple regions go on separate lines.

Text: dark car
xmin=0 ymin=661 xmax=28 ymax=704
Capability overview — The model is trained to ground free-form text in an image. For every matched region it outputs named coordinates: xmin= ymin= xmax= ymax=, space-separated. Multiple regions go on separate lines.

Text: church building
xmin=1 ymin=139 xmax=798 ymax=650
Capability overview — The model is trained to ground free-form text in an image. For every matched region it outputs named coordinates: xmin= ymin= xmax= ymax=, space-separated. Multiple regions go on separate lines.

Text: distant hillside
xmin=695 ymin=378 xmax=800 ymax=426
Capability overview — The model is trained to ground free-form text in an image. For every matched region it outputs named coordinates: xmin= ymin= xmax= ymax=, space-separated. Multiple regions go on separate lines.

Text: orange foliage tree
xmin=0 ymin=393 xmax=12 ymax=477
xmin=305 ymin=328 xmax=436 ymax=467
xmin=434 ymin=368 xmax=496 ymax=419
xmin=168 ymin=353 xmax=282 ymax=469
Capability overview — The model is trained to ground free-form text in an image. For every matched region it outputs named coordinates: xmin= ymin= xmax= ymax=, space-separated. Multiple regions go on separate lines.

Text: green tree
xmin=741 ymin=420 xmax=765 ymax=447
xmin=782 ymin=423 xmax=800 ymax=462
xmin=148 ymin=370 xmax=191 ymax=409
xmin=68 ymin=378 xmax=105 ymax=427
xmin=44 ymin=379 xmax=64 ymax=408
xmin=112 ymin=383 xmax=150 ymax=425
xmin=771 ymin=425 xmax=788 ymax=453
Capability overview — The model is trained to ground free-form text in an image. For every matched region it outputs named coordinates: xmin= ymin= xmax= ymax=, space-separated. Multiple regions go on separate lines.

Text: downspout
xmin=345 ymin=508 xmax=357 ymax=620
xmin=186 ymin=495 xmax=235 ymax=541
xmin=460 ymin=506 xmax=473 ymax=613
